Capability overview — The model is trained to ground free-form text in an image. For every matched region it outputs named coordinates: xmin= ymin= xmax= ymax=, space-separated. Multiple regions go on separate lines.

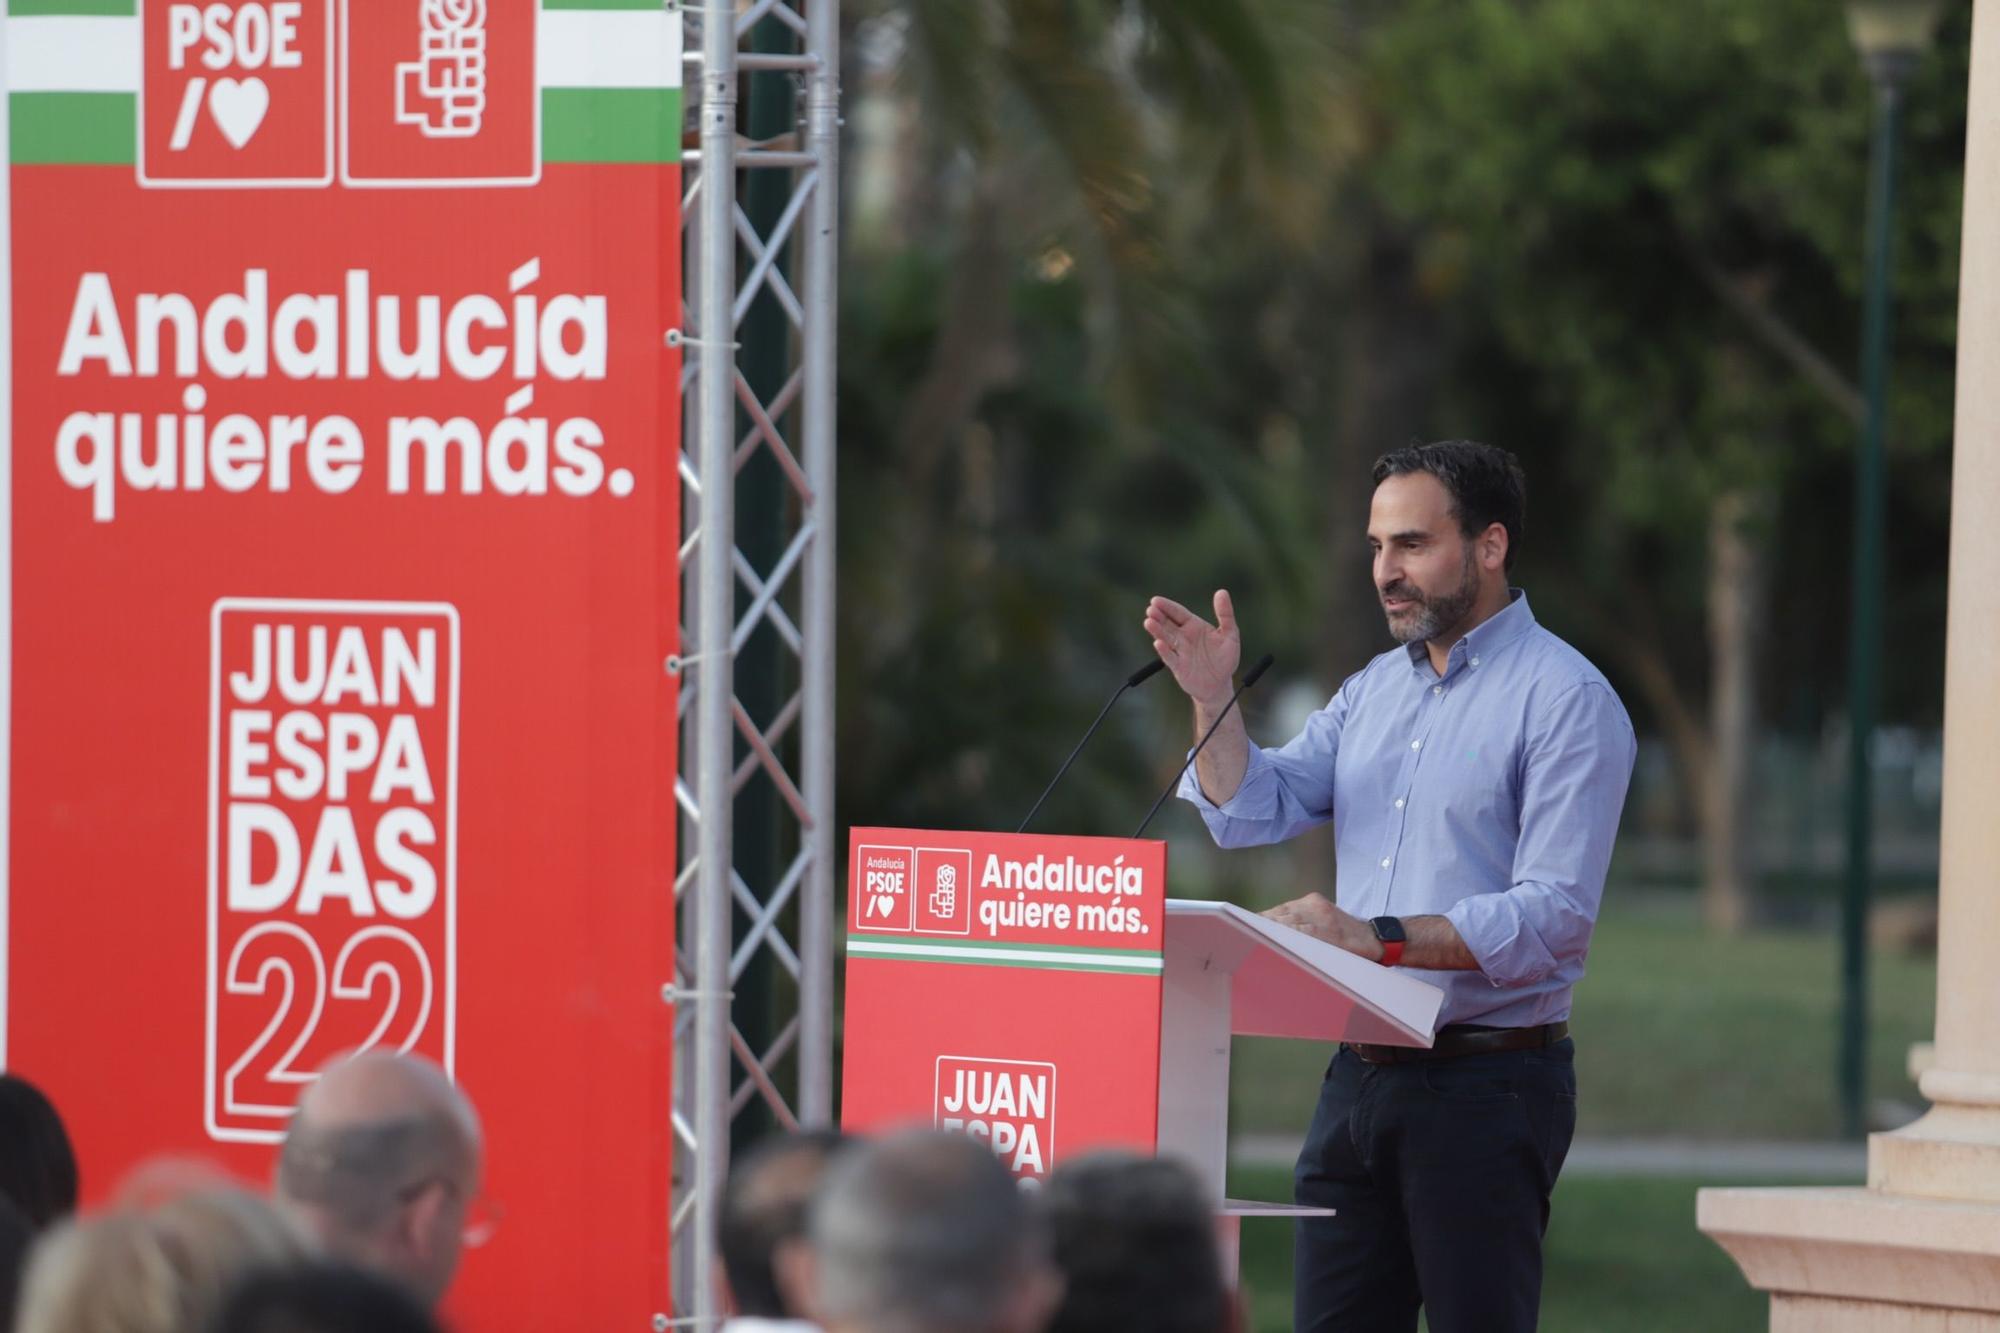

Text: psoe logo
xmin=935 ymin=1056 xmax=1056 ymax=1180
xmin=139 ymin=0 xmax=336 ymax=188
xmin=912 ymin=847 xmax=973 ymax=936
xmin=343 ymin=0 xmax=537 ymax=187
xmin=206 ymin=598 xmax=460 ymax=1144
xmin=852 ymin=844 xmax=913 ymax=933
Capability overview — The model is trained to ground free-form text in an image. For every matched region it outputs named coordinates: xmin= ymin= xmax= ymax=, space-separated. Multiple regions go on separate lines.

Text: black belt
xmin=1346 ymin=1021 xmax=1569 ymax=1065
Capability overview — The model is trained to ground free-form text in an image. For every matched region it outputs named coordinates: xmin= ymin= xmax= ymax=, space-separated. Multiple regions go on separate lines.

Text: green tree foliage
xmin=1359 ymin=0 xmax=1965 ymax=729
xmin=835 ymin=2 xmax=1346 ymax=835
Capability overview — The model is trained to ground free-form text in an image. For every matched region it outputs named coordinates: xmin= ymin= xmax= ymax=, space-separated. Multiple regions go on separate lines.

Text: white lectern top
xmin=1163 ymin=899 xmax=1443 ymax=1047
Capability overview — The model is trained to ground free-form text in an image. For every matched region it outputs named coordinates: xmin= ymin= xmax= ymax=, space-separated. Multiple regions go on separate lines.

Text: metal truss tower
xmin=673 ymin=0 xmax=839 ymax=1323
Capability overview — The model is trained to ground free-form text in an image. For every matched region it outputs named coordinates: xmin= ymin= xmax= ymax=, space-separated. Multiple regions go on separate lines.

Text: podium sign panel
xmin=842 ymin=829 xmax=1166 ymax=1179
xmin=3 ymin=5 xmax=683 ymax=1327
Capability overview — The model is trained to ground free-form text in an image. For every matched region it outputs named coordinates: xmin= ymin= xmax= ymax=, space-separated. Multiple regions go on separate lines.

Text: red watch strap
xmin=1380 ymin=939 xmax=1404 ymax=967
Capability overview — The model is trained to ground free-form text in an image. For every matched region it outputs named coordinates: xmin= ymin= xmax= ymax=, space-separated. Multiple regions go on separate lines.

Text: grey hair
xmin=808 ymin=1130 xmax=1048 ymax=1333
xmin=276 ymin=1114 xmax=466 ymax=1238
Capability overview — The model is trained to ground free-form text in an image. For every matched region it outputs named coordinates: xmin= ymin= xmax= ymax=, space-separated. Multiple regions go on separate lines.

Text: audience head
xmin=806 ymin=1129 xmax=1060 ymax=1333
xmin=0 ymin=1073 xmax=80 ymax=1229
xmin=1043 ymin=1153 xmax=1234 ymax=1333
xmin=15 ymin=1185 xmax=308 ymax=1333
xmin=210 ymin=1261 xmax=442 ymax=1333
xmin=275 ymin=1051 xmax=482 ymax=1306
xmin=718 ymin=1128 xmax=852 ymax=1318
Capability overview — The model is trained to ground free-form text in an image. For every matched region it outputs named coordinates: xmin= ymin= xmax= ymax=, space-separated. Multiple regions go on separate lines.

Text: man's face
xmin=422 ymin=1149 xmax=481 ymax=1300
xmin=386 ymin=1141 xmax=482 ymax=1306
xmin=1368 ymin=472 xmax=1481 ymax=646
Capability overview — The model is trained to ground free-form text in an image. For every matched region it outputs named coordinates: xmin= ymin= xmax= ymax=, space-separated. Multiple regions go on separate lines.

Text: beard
xmin=1381 ymin=546 xmax=1480 ymax=645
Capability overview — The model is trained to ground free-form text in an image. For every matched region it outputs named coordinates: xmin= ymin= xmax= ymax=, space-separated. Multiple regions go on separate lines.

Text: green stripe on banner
xmin=846 ymin=944 xmax=1164 ymax=977
xmin=10 ymin=92 xmax=135 ymax=165
xmin=541 ymin=87 xmax=680 ymax=164
xmin=846 ymin=934 xmax=1165 ymax=976
xmin=7 ymin=0 xmax=134 ymax=13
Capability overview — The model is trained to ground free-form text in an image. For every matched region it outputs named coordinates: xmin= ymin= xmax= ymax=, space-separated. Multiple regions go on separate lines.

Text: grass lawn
xmin=1229 ymin=893 xmax=1937 ymax=1141
xmin=1230 ymin=1164 xmax=1780 ymax=1333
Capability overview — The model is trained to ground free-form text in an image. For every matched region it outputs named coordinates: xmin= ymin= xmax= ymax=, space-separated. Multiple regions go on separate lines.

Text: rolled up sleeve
xmin=1446 ymin=681 xmax=1635 ymax=989
xmin=1176 ymin=683 xmax=1351 ymax=848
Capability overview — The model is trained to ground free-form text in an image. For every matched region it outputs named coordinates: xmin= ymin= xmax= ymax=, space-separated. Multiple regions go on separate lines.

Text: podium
xmin=840 ymin=828 xmax=1442 ymax=1258
xmin=1159 ymin=899 xmax=1442 ymax=1271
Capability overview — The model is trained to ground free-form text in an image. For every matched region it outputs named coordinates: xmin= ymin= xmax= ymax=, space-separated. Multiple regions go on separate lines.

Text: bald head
xmin=277 ymin=1053 xmax=481 ymax=1306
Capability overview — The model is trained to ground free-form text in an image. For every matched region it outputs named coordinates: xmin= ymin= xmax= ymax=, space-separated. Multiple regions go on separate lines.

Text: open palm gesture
xmin=1143 ymin=590 xmax=1241 ymax=709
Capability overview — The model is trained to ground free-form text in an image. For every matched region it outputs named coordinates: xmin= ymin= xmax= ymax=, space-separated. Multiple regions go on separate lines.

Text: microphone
xmin=1132 ymin=653 xmax=1275 ymax=839
xmin=1016 ymin=659 xmax=1169 ymax=834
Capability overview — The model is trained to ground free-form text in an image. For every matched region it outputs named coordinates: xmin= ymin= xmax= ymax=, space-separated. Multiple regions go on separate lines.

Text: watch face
xmin=1371 ymin=915 xmax=1408 ymax=944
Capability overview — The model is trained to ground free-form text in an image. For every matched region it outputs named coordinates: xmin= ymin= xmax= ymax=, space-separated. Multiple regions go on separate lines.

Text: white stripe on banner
xmin=538 ymin=11 xmax=682 ymax=90
xmin=847 ymin=940 xmax=1166 ymax=973
xmin=4 ymin=18 xmax=141 ymax=94
xmin=2 ymin=11 xmax=682 ymax=96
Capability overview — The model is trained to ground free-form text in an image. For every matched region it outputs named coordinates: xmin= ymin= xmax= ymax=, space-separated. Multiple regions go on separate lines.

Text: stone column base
xmin=1699 ymin=1186 xmax=2000 ymax=1321
xmin=1769 ymin=1296 xmax=2000 ymax=1331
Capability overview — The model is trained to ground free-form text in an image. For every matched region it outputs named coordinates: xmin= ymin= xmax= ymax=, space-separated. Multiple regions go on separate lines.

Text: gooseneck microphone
xmin=1016 ymin=659 xmax=1168 ymax=834
xmin=1132 ymin=652 xmax=1275 ymax=839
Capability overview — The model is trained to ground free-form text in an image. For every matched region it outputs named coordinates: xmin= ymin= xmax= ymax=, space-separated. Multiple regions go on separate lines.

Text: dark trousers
xmin=1292 ymin=1039 xmax=1578 ymax=1333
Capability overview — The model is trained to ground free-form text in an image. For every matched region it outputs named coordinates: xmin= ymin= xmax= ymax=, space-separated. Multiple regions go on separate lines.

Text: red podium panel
xmin=841 ymin=829 xmax=1166 ymax=1180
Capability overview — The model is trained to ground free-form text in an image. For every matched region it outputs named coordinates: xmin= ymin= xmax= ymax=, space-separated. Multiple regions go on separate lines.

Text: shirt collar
xmin=1404 ymin=587 xmax=1536 ymax=675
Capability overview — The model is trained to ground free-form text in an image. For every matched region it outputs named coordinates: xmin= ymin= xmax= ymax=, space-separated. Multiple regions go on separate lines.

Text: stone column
xmin=1698 ymin=2 xmax=2000 ymax=1325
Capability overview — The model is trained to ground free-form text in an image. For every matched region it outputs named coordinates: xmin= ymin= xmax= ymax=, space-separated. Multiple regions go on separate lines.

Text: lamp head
xmin=1847 ymin=0 xmax=1949 ymax=86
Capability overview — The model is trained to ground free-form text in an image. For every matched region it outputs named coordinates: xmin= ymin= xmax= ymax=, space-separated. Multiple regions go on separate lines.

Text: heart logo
xmin=872 ymin=893 xmax=896 ymax=919
xmin=208 ymin=78 xmax=270 ymax=150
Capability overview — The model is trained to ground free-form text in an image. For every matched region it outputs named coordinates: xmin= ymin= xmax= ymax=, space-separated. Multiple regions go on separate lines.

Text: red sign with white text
xmin=842 ymin=829 xmax=1165 ymax=1181
xmin=141 ymin=0 xmax=335 ymax=186
xmin=5 ymin=9 xmax=680 ymax=1327
xmin=208 ymin=601 xmax=459 ymax=1142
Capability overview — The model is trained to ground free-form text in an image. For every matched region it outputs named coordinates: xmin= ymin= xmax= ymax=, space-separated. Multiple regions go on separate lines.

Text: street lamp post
xmin=1839 ymin=0 xmax=1944 ymax=1141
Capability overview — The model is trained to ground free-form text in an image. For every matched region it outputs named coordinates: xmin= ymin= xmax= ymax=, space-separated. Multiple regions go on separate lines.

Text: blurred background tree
xmin=832 ymin=0 xmax=1965 ymax=926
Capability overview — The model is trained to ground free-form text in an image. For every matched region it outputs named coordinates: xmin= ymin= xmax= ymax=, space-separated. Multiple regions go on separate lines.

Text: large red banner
xmin=4 ymin=2 xmax=681 ymax=1325
xmin=842 ymin=829 xmax=1166 ymax=1182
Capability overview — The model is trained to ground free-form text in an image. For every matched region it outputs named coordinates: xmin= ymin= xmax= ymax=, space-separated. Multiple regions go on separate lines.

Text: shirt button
xmin=1471 ymin=656 xmax=1481 ymax=666
xmin=1411 ymin=739 xmax=1422 ymax=750
xmin=1395 ymin=798 xmax=1405 ymax=809
xmin=1432 ymin=685 xmax=1443 ymax=696
xmin=1380 ymin=858 xmax=1392 ymax=869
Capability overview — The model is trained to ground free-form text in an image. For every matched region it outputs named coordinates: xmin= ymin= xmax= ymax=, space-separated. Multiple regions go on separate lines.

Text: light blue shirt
xmin=1178 ymin=591 xmax=1636 ymax=1028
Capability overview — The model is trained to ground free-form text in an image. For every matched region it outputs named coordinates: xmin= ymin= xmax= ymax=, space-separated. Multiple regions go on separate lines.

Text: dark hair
xmin=1371 ymin=439 xmax=1527 ymax=572
xmin=209 ymin=1262 xmax=440 ymax=1333
xmin=0 ymin=1195 xmax=31 ymax=1331
xmin=719 ymin=1129 xmax=853 ymax=1317
xmin=0 ymin=1073 xmax=79 ymax=1229
xmin=1044 ymin=1153 xmax=1230 ymax=1333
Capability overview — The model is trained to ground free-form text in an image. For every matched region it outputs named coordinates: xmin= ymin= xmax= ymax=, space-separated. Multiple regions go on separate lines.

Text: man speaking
xmin=1144 ymin=440 xmax=1635 ymax=1333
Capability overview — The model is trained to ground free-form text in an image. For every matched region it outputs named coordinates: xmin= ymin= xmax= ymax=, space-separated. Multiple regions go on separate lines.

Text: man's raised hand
xmin=1143 ymin=590 xmax=1241 ymax=710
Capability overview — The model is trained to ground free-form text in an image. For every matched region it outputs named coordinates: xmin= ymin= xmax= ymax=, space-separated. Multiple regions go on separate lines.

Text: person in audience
xmin=0 ymin=1196 xmax=34 ymax=1331
xmin=275 ymin=1051 xmax=484 ymax=1309
xmin=802 ymin=1129 xmax=1061 ymax=1333
xmin=0 ymin=1072 xmax=79 ymax=1229
xmin=210 ymin=1260 xmax=442 ymax=1333
xmin=718 ymin=1128 xmax=853 ymax=1330
xmin=1043 ymin=1152 xmax=1237 ymax=1333
xmin=14 ymin=1186 xmax=308 ymax=1333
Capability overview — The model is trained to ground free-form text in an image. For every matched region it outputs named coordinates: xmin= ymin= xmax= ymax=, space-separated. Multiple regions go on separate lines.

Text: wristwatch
xmin=1369 ymin=915 xmax=1407 ymax=966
